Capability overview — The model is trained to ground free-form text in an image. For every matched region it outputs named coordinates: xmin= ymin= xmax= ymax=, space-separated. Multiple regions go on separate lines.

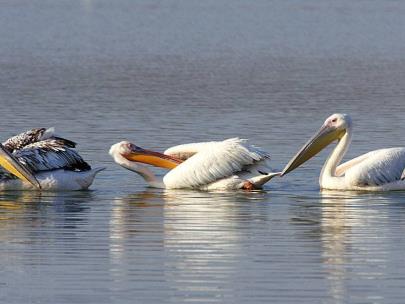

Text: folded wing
xmin=344 ymin=148 xmax=405 ymax=186
xmin=2 ymin=128 xmax=90 ymax=173
xmin=163 ymin=138 xmax=270 ymax=188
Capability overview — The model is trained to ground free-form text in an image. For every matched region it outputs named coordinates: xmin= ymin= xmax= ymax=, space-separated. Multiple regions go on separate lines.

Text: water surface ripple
xmin=1 ymin=1 xmax=405 ymax=303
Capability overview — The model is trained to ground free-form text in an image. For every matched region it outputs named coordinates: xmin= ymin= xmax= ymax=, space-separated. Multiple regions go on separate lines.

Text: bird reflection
xmin=0 ymin=191 xmax=92 ymax=223
xmin=161 ymin=190 xmax=250 ymax=292
xmin=318 ymin=191 xmax=391 ymax=303
xmin=0 ymin=191 xmax=94 ymax=266
xmin=318 ymin=191 xmax=360 ymax=303
xmin=110 ymin=189 xmax=270 ymax=294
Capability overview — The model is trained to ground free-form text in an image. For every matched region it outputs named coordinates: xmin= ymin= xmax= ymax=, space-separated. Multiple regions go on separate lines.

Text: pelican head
xmin=0 ymin=144 xmax=41 ymax=189
xmin=281 ymin=113 xmax=352 ymax=176
xmin=109 ymin=141 xmax=182 ymax=170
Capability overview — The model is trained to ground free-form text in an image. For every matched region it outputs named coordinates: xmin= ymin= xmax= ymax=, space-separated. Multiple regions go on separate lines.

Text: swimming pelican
xmin=281 ymin=113 xmax=405 ymax=191
xmin=0 ymin=128 xmax=104 ymax=190
xmin=109 ymin=138 xmax=280 ymax=190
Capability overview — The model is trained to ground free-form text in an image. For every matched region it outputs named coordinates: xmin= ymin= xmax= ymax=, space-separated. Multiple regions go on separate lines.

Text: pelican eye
xmin=129 ymin=144 xmax=143 ymax=152
xmin=124 ymin=143 xmax=136 ymax=151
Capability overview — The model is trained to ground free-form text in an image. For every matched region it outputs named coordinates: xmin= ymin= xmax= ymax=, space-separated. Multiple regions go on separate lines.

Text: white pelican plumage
xmin=0 ymin=128 xmax=104 ymax=190
xmin=109 ymin=138 xmax=280 ymax=190
xmin=282 ymin=113 xmax=405 ymax=191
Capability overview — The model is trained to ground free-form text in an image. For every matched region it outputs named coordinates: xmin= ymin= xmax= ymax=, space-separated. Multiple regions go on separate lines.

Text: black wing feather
xmin=13 ymin=139 xmax=91 ymax=172
xmin=2 ymin=128 xmax=90 ymax=173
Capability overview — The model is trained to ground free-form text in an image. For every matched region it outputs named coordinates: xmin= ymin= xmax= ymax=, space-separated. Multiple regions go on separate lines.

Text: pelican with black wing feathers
xmin=0 ymin=128 xmax=104 ymax=190
xmin=282 ymin=113 xmax=405 ymax=191
xmin=110 ymin=138 xmax=280 ymax=190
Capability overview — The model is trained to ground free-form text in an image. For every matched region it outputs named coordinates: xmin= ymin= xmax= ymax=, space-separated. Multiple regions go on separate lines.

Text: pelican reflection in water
xmin=0 ymin=191 xmax=93 ymax=241
xmin=319 ymin=192 xmax=393 ymax=302
xmin=109 ymin=190 xmax=270 ymax=295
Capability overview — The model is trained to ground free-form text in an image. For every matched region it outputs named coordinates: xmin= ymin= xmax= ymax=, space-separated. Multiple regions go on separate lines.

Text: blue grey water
xmin=1 ymin=0 xmax=405 ymax=303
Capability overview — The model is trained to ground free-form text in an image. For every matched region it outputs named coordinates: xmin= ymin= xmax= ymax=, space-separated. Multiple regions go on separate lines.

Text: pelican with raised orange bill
xmin=0 ymin=128 xmax=104 ymax=190
xmin=109 ymin=138 xmax=280 ymax=190
xmin=282 ymin=113 xmax=405 ymax=191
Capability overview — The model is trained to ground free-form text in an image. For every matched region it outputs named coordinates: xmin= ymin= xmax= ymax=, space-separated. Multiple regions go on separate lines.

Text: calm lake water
xmin=1 ymin=0 xmax=405 ymax=303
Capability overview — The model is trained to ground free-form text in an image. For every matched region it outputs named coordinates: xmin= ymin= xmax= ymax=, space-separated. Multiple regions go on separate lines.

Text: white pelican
xmin=109 ymin=138 xmax=280 ymax=190
xmin=0 ymin=128 xmax=104 ymax=190
xmin=281 ymin=113 xmax=405 ymax=191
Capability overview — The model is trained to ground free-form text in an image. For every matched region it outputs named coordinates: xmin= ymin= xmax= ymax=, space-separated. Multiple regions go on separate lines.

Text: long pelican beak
xmin=281 ymin=124 xmax=345 ymax=176
xmin=123 ymin=145 xmax=183 ymax=170
xmin=0 ymin=144 xmax=41 ymax=189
